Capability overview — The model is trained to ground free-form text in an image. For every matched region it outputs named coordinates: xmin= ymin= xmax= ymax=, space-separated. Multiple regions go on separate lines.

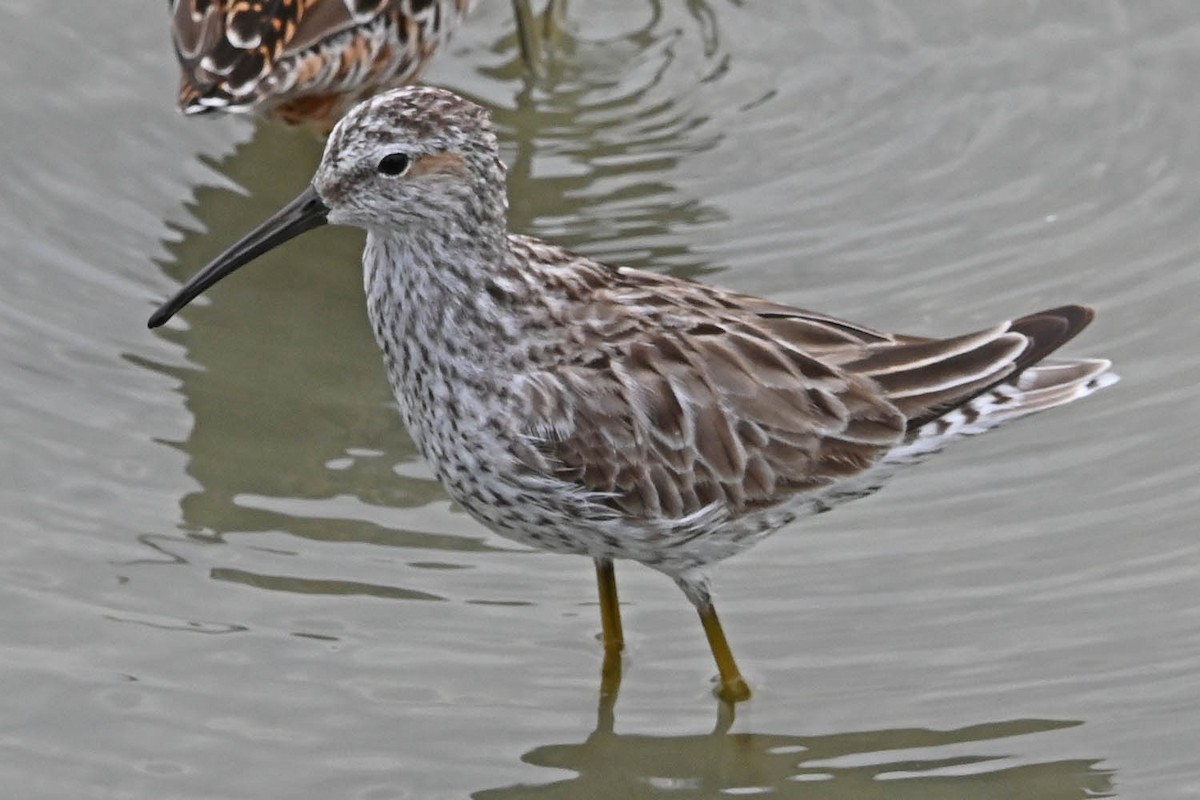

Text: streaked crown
xmin=314 ymin=87 xmax=507 ymax=231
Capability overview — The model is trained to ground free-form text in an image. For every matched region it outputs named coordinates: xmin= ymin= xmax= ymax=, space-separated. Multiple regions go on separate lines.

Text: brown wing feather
xmin=284 ymin=0 xmax=390 ymax=56
xmin=850 ymin=305 xmax=1096 ymax=430
xmin=508 ymin=250 xmax=1098 ymax=524
xmin=518 ymin=272 xmax=908 ymax=521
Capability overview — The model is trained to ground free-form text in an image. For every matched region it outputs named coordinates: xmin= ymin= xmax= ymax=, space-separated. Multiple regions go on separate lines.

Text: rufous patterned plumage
xmin=170 ymin=0 xmax=473 ymax=127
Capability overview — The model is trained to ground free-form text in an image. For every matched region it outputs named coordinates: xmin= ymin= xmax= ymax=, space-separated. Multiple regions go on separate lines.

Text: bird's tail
xmin=854 ymin=305 xmax=1118 ymax=465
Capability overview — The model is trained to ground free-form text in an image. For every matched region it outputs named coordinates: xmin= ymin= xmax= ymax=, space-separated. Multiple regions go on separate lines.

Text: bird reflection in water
xmin=475 ymin=699 xmax=1113 ymax=799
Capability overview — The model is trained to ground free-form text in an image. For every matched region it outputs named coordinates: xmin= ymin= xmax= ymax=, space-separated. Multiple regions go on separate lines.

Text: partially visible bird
xmin=170 ymin=0 xmax=474 ymax=129
xmin=148 ymin=87 xmax=1118 ymax=703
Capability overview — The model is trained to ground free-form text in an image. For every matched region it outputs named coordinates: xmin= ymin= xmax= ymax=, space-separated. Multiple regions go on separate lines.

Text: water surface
xmin=1 ymin=1 xmax=1197 ymax=797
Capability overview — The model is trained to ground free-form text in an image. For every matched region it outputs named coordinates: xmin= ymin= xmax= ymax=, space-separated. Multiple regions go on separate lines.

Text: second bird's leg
xmin=510 ymin=0 xmax=542 ymax=67
xmin=542 ymin=0 xmax=568 ymax=42
xmin=510 ymin=0 xmax=570 ymax=71
xmin=676 ymin=572 xmax=752 ymax=703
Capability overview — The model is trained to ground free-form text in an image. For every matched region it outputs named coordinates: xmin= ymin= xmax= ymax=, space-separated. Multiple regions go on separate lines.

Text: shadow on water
xmin=476 ymin=698 xmax=1113 ymax=799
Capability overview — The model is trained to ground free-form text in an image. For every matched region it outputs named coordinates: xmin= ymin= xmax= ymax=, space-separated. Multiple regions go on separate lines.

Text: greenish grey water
xmin=0 ymin=1 xmax=1196 ymax=797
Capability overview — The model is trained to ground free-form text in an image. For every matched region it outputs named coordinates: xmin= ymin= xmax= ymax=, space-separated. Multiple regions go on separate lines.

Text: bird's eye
xmin=377 ymin=153 xmax=411 ymax=176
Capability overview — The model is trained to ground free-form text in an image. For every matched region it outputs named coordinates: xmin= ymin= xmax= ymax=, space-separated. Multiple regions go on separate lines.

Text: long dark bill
xmin=147 ymin=185 xmax=329 ymax=328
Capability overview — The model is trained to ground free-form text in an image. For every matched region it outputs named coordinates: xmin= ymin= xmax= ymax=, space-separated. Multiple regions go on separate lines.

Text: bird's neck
xmin=361 ymin=224 xmax=534 ymax=462
xmin=363 ymin=222 xmax=518 ymax=322
xmin=361 ymin=222 xmax=536 ymax=379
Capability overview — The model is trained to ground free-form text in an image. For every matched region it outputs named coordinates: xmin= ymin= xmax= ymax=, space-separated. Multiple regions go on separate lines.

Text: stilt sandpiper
xmin=149 ymin=87 xmax=1118 ymax=703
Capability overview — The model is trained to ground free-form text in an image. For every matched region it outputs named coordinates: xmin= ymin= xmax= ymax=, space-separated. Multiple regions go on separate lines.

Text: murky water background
xmin=1 ymin=1 xmax=1197 ymax=797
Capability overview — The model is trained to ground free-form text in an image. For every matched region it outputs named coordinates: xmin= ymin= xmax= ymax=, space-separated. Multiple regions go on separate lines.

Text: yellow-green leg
xmin=676 ymin=572 xmax=751 ymax=703
xmin=595 ymin=557 xmax=624 ymax=651
xmin=697 ymin=602 xmax=751 ymax=703
xmin=595 ymin=557 xmax=624 ymax=697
